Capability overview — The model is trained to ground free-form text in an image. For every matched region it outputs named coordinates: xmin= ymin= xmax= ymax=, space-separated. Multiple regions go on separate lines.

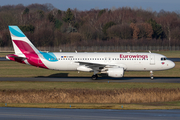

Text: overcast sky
xmin=1 ymin=0 xmax=180 ymax=12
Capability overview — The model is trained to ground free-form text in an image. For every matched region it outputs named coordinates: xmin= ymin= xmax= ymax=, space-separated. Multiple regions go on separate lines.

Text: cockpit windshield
xmin=161 ymin=57 xmax=167 ymax=61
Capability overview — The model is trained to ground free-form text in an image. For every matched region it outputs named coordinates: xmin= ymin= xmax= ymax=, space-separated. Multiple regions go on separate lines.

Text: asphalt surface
xmin=168 ymin=58 xmax=180 ymax=62
xmin=0 ymin=107 xmax=180 ymax=120
xmin=0 ymin=77 xmax=180 ymax=83
xmin=0 ymin=57 xmax=8 ymax=61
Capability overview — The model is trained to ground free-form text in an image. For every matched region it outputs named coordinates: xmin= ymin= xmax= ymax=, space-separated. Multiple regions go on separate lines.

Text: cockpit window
xmin=161 ymin=57 xmax=166 ymax=61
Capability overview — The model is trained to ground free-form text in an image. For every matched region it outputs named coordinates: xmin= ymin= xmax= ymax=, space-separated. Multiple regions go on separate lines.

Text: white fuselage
xmin=39 ymin=52 xmax=175 ymax=71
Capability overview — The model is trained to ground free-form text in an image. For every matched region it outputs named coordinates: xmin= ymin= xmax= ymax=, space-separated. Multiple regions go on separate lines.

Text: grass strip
xmin=0 ymin=61 xmax=180 ymax=77
xmin=0 ymin=102 xmax=180 ymax=110
xmin=0 ymin=81 xmax=180 ymax=90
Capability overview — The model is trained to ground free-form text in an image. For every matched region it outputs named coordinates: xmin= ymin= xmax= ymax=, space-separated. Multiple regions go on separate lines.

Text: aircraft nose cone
xmin=172 ymin=62 xmax=175 ymax=68
xmin=170 ymin=61 xmax=175 ymax=68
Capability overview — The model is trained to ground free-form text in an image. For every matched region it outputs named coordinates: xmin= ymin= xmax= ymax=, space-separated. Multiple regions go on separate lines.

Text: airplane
xmin=6 ymin=26 xmax=175 ymax=80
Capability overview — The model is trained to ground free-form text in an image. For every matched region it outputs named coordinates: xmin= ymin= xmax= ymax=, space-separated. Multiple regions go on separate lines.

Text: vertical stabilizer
xmin=8 ymin=26 xmax=39 ymax=56
xmin=7 ymin=26 xmax=48 ymax=69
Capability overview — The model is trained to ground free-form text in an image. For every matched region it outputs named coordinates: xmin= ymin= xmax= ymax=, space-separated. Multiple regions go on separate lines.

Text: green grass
xmin=153 ymin=51 xmax=180 ymax=58
xmin=0 ymin=61 xmax=180 ymax=77
xmin=1 ymin=102 xmax=180 ymax=110
xmin=1 ymin=52 xmax=180 ymax=110
xmin=0 ymin=52 xmax=14 ymax=57
xmin=0 ymin=81 xmax=180 ymax=90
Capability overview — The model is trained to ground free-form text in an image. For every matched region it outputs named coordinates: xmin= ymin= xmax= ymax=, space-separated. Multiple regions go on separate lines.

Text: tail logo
xmin=9 ymin=26 xmax=25 ymax=37
xmin=8 ymin=26 xmax=48 ymax=69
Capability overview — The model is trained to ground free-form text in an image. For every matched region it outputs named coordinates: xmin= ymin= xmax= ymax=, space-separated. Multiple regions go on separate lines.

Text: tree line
xmin=0 ymin=3 xmax=180 ymax=47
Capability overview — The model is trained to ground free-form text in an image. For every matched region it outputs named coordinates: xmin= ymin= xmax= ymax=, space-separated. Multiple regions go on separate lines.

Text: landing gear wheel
xmin=92 ymin=74 xmax=98 ymax=80
xmin=150 ymin=71 xmax=153 ymax=80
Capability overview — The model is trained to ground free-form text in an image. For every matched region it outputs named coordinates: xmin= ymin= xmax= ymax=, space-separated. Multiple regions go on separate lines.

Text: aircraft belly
xmin=43 ymin=61 xmax=78 ymax=70
xmin=126 ymin=61 xmax=145 ymax=71
xmin=127 ymin=64 xmax=144 ymax=71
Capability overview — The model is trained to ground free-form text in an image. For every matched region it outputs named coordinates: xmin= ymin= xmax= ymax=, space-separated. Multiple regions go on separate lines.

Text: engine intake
xmin=107 ymin=67 xmax=124 ymax=78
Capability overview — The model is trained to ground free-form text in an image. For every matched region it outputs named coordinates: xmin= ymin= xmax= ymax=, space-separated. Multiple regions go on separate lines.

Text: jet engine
xmin=107 ymin=67 xmax=124 ymax=78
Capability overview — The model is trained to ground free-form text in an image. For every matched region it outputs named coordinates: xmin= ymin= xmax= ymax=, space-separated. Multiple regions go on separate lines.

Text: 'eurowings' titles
xmin=120 ymin=54 xmax=148 ymax=59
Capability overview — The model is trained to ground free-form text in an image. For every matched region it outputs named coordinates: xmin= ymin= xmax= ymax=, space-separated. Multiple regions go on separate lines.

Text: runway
xmin=0 ymin=77 xmax=180 ymax=83
xmin=0 ymin=107 xmax=180 ymax=120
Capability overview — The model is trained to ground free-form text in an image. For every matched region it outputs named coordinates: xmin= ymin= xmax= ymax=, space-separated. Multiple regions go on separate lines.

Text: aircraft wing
xmin=75 ymin=61 xmax=117 ymax=70
xmin=6 ymin=54 xmax=27 ymax=61
xmin=8 ymin=55 xmax=26 ymax=60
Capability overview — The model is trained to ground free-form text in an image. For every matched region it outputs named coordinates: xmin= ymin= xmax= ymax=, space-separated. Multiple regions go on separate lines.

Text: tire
xmin=91 ymin=75 xmax=97 ymax=80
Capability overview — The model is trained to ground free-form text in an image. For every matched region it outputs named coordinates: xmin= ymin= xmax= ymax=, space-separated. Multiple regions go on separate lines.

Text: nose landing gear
xmin=150 ymin=71 xmax=153 ymax=80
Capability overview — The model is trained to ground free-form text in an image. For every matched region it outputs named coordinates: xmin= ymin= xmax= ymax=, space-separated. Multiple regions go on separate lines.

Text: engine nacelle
xmin=107 ymin=68 xmax=124 ymax=78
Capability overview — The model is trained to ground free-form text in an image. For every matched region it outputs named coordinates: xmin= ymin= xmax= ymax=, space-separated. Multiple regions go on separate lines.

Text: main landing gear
xmin=91 ymin=70 xmax=99 ymax=80
xmin=150 ymin=71 xmax=153 ymax=80
xmin=91 ymin=74 xmax=98 ymax=80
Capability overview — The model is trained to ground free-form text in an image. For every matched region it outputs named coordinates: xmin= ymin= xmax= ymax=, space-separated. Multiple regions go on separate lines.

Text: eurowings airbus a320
xmin=6 ymin=26 xmax=175 ymax=80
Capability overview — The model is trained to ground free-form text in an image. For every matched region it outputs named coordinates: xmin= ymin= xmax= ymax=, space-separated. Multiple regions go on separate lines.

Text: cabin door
xmin=150 ymin=55 xmax=155 ymax=65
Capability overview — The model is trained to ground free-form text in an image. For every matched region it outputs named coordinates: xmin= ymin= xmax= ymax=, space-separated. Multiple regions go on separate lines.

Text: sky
xmin=1 ymin=0 xmax=180 ymax=12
